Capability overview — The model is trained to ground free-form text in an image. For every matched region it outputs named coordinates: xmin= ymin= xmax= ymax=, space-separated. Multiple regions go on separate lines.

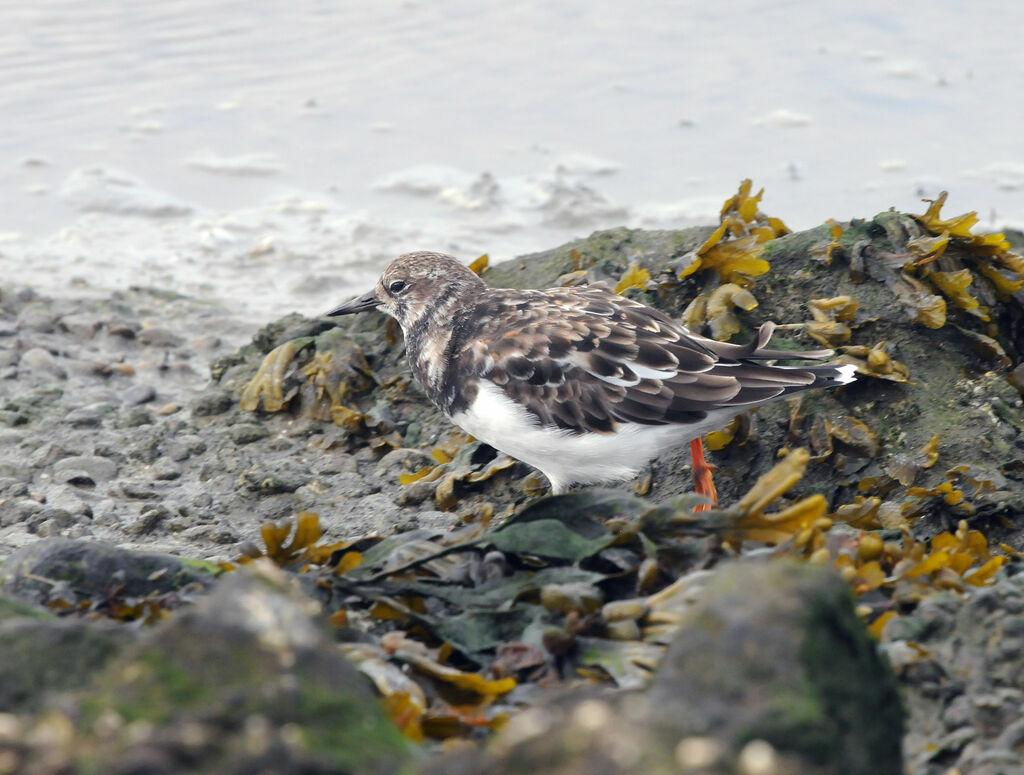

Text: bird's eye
xmin=388 ymin=280 xmax=408 ymax=294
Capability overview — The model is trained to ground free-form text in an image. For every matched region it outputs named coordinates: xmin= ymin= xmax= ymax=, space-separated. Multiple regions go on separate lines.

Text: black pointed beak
xmin=325 ymin=288 xmax=381 ymax=316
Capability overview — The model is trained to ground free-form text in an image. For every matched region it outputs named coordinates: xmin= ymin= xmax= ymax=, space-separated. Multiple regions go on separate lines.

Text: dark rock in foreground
xmin=5 ymin=563 xmax=414 ymax=775
xmin=0 ymin=538 xmax=216 ymax=607
xmin=425 ymin=562 xmax=902 ymax=775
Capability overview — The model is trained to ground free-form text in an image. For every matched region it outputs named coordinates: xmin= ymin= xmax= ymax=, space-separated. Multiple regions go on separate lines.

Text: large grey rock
xmin=646 ymin=560 xmax=903 ymax=774
xmin=0 ymin=538 xmax=215 ymax=606
xmin=424 ymin=561 xmax=903 ymax=775
xmin=0 ymin=611 xmax=131 ymax=711
xmin=15 ymin=563 xmax=413 ymax=774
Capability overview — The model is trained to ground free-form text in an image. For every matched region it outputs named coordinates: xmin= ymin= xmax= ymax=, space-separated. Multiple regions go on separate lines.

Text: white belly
xmin=450 ymin=380 xmax=729 ymax=493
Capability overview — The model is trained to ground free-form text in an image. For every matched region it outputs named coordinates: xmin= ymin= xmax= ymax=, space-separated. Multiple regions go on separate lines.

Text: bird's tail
xmin=800 ymin=363 xmax=858 ymax=389
xmin=699 ymin=321 xmax=835 ymax=361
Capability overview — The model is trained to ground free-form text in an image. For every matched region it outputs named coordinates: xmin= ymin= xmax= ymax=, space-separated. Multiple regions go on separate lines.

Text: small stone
xmin=137 ymin=328 xmax=184 ymax=347
xmin=152 ymin=403 xmax=180 ymax=416
xmin=53 ymin=456 xmax=118 ymax=483
xmin=91 ymin=500 xmax=123 ymax=527
xmin=118 ymin=481 xmax=157 ymax=500
xmin=228 ymin=424 xmax=269 ymax=444
xmin=64 ymin=402 xmax=116 ymax=428
xmin=1 ymin=499 xmax=44 ymax=527
xmin=15 ymin=303 xmax=57 ymax=333
xmin=32 ymin=506 xmax=74 ymax=529
xmin=121 ymin=384 xmax=156 ymax=406
xmin=191 ymin=389 xmax=233 ymax=417
xmin=34 ymin=519 xmax=64 ymax=537
xmin=0 ymin=429 xmax=24 ymax=445
xmin=119 ymin=407 xmax=153 ymax=427
xmin=236 ymin=466 xmax=308 ymax=495
xmin=164 ymin=435 xmax=206 ymax=462
xmin=107 ymin=319 xmax=139 ymax=339
xmin=19 ymin=348 xmax=66 ymax=378
xmin=152 ymin=461 xmax=182 ymax=481
xmin=128 ymin=507 xmax=167 ymax=535
xmin=58 ymin=314 xmax=101 ymax=338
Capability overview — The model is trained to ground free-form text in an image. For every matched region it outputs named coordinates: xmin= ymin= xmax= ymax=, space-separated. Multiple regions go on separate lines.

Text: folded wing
xmin=451 ymin=286 xmax=842 ymax=434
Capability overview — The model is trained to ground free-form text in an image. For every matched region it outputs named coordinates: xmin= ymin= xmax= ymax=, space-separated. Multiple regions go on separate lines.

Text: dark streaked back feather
xmin=436 ymin=285 xmax=839 ymax=434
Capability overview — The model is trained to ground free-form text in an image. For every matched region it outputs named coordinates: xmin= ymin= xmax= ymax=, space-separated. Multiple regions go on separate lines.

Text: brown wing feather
xmin=447 ymin=286 xmax=835 ymax=434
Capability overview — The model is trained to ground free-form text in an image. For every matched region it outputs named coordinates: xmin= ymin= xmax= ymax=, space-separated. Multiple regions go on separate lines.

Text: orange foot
xmin=690 ymin=437 xmax=718 ymax=513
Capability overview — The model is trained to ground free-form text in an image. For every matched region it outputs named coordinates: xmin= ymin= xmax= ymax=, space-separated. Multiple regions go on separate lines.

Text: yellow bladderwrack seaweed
xmin=468 ymin=254 xmax=489 ymax=275
xmin=614 ymin=263 xmax=652 ymax=295
xmin=809 ymin=296 xmax=859 ymax=322
xmin=929 ymin=269 xmax=985 ymax=317
xmin=836 ymin=343 xmax=911 ymax=382
xmin=811 ymin=219 xmax=844 ymax=264
xmin=706 ymin=416 xmax=742 ymax=451
xmin=680 ymin=293 xmax=708 ymax=330
xmin=400 ymin=465 xmax=439 ymax=486
xmin=240 ymin=340 xmax=304 ymax=412
xmin=912 ymin=191 xmax=1023 ymax=302
xmin=697 ymin=235 xmax=770 ymax=284
xmin=330 ymin=404 xmax=366 ymax=433
xmin=976 ymin=262 xmax=1024 ymax=296
xmin=914 ymin=192 xmax=980 ymax=239
xmin=730 ymin=448 xmax=831 ymax=545
xmin=805 ymin=296 xmax=859 ymax=347
xmin=235 ymin=511 xmax=350 ymax=568
xmin=705 ymin=283 xmax=759 ymax=341
xmin=677 ymin=179 xmax=784 ymax=284
xmin=896 ymin=520 xmax=1007 ymax=588
xmin=906 ymin=231 xmax=950 ymax=264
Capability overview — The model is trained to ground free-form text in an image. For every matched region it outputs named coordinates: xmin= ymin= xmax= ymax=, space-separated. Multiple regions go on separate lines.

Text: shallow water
xmin=2 ymin=0 xmax=1023 ymax=327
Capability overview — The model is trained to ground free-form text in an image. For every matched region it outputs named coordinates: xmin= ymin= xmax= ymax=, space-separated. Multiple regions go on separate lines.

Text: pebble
xmin=118 ymin=481 xmax=158 ymax=500
xmin=107 ymin=319 xmax=139 ymax=339
xmin=58 ymin=314 xmax=101 ymax=338
xmin=228 ymin=424 xmax=269 ymax=444
xmin=0 ymin=499 xmax=44 ymax=527
xmin=120 ymin=407 xmax=154 ymax=427
xmin=127 ymin=506 xmax=168 ymax=535
xmin=163 ymin=435 xmax=206 ymax=462
xmin=152 ymin=461 xmax=182 ymax=480
xmin=53 ymin=455 xmax=119 ymax=483
xmin=191 ymin=389 xmax=233 ymax=416
xmin=65 ymin=402 xmax=117 ymax=428
xmin=236 ymin=464 xmax=309 ymax=495
xmin=19 ymin=348 xmax=67 ymax=378
xmin=15 ymin=303 xmax=57 ymax=333
xmin=0 ymin=429 xmax=23 ymax=445
xmin=137 ymin=327 xmax=184 ymax=348
xmin=121 ymin=384 xmax=156 ymax=406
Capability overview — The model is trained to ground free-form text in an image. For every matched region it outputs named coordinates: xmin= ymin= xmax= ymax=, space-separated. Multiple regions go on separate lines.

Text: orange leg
xmin=690 ymin=437 xmax=718 ymax=512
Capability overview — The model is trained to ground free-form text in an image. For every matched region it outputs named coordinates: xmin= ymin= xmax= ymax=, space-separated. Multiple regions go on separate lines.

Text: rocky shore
xmin=1 ymin=195 xmax=1022 ymax=774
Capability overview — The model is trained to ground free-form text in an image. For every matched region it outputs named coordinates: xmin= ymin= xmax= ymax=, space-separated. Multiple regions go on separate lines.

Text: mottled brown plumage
xmin=328 ymin=251 xmax=854 ymax=493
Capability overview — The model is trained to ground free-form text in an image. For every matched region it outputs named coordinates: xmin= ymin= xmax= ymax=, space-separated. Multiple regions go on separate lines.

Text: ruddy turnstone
xmin=328 ymin=251 xmax=855 ymax=502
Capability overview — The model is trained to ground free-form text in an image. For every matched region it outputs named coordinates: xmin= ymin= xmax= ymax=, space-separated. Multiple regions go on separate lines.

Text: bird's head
xmin=326 ymin=251 xmax=484 ymax=332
